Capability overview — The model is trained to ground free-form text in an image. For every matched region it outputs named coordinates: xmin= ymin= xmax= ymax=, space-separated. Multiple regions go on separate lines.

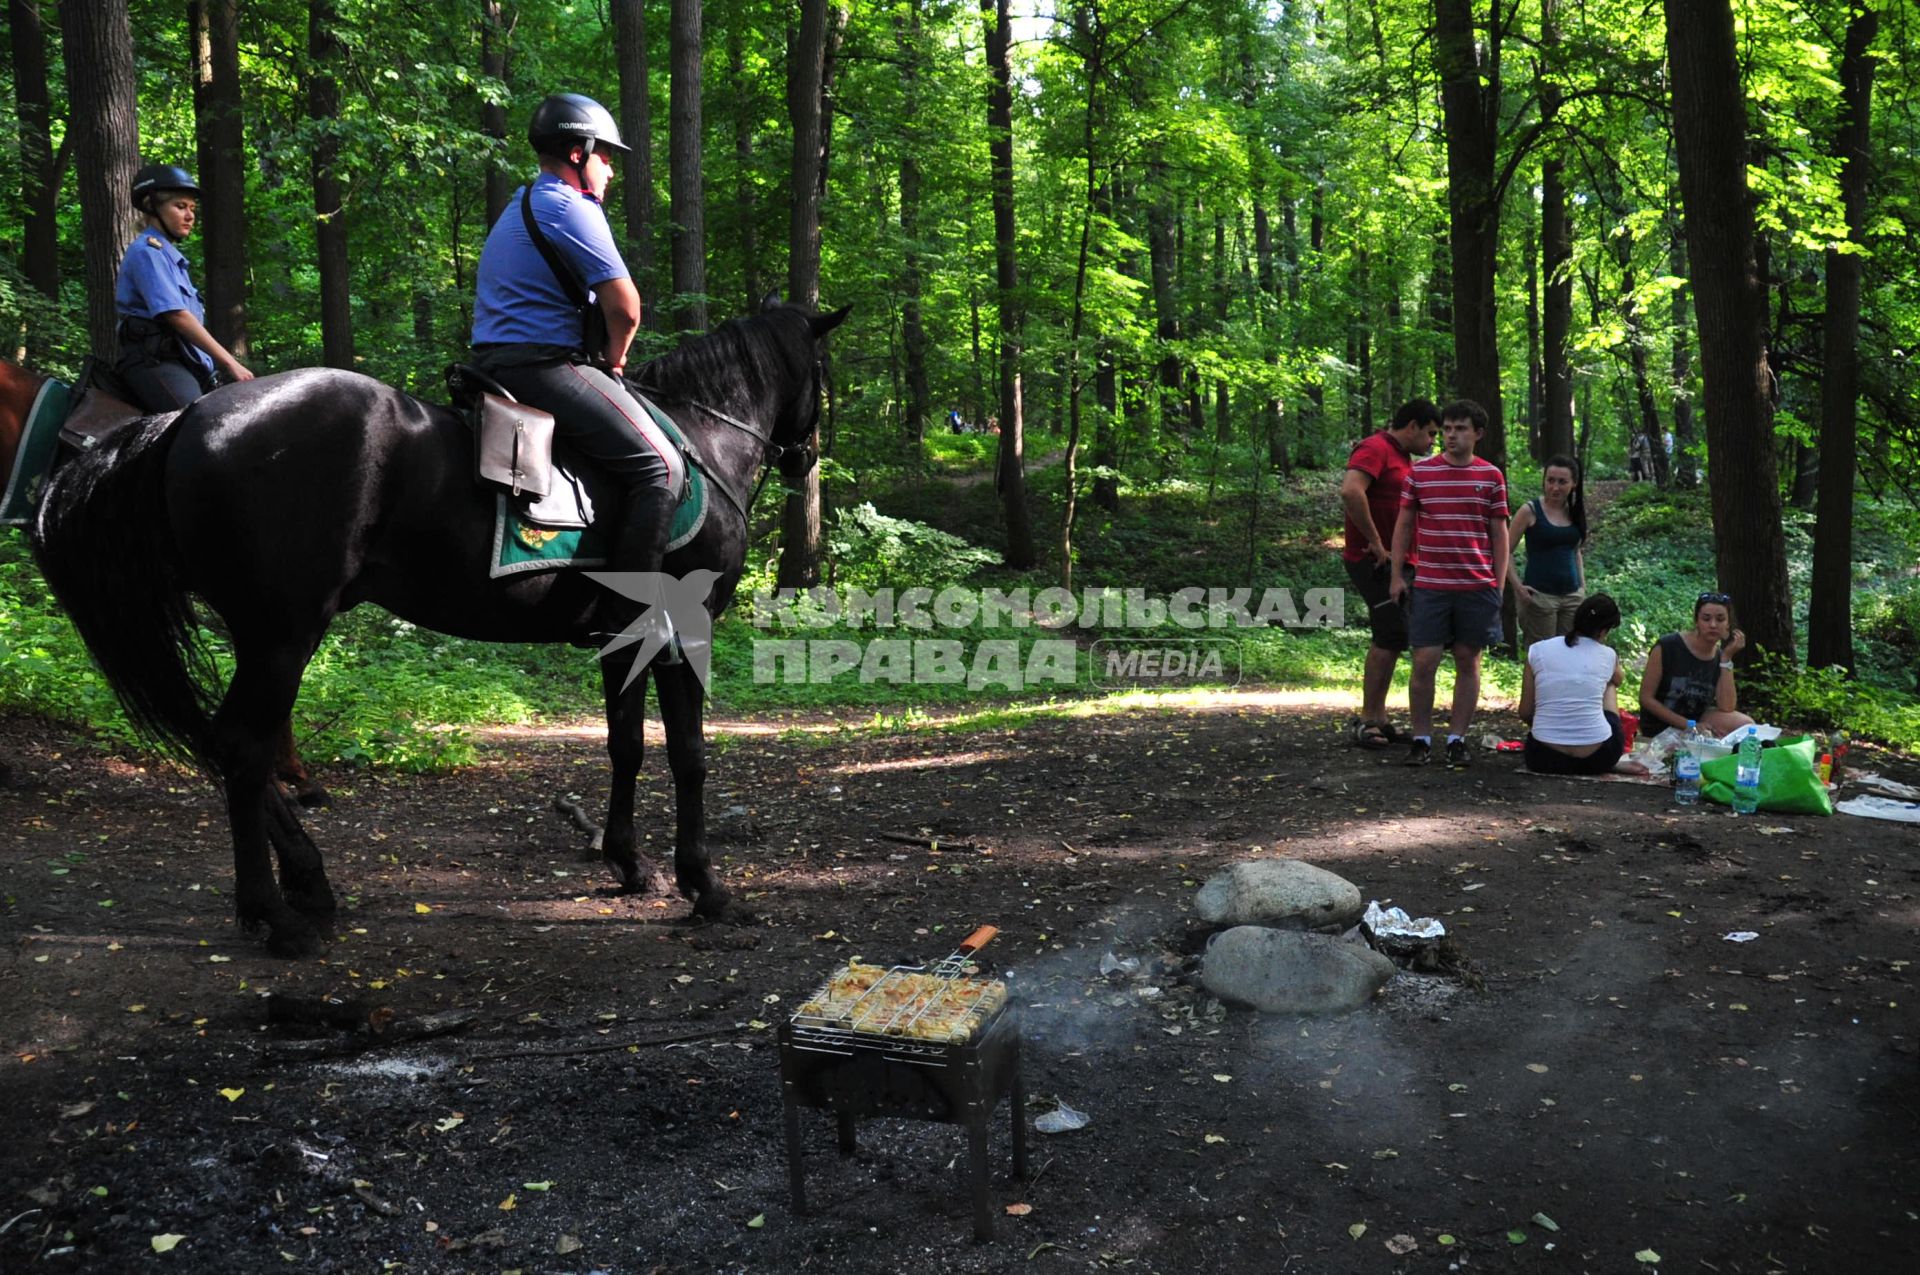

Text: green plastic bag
xmin=1700 ymin=734 xmax=1833 ymax=816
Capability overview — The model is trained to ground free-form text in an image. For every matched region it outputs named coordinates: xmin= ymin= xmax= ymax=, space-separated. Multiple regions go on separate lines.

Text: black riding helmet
xmin=527 ymin=93 xmax=629 ymax=159
xmin=131 ymin=163 xmax=200 ymax=211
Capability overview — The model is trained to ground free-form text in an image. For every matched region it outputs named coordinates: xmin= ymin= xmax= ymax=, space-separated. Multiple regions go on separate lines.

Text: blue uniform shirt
xmin=472 ymin=173 xmax=630 ymax=347
xmin=115 ymin=232 xmax=215 ymax=375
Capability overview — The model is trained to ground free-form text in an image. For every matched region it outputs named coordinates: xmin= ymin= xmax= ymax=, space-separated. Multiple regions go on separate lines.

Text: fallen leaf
xmin=218 ymin=1088 xmax=245 ymax=1102
xmin=1386 ymin=1234 xmax=1417 ymax=1255
xmin=208 ymin=955 xmax=232 ymax=964
xmin=1204 ymin=1134 xmax=1227 ymax=1144
xmin=1525 ymin=1063 xmax=1549 ymax=1074
xmin=1212 ymin=1074 xmax=1232 ymax=1082
xmin=1005 ymin=1202 xmax=1033 ymax=1216
xmin=414 ymin=903 xmax=432 ymax=914
xmin=1635 ymin=1250 xmax=1662 ymax=1264
xmin=1533 ymin=1212 xmax=1560 ymax=1232
xmin=675 ymin=974 xmax=695 ymax=985
xmin=555 ymin=1234 xmax=582 ymax=1255
xmin=522 ymin=1181 xmax=553 ymax=1192
xmin=498 ymin=1194 xmax=516 ymax=1211
xmin=151 ymin=1234 xmax=186 ymax=1253
xmin=60 ymin=1101 xmax=97 ymax=1120
xmin=1348 ymin=1222 xmax=1367 ymax=1240
xmin=746 ymin=1213 xmax=765 ymax=1228
xmin=1507 ymin=1228 xmax=1527 ymax=1244
xmin=1437 ymin=1233 xmax=1456 ymax=1245
xmin=1371 ymin=1148 xmax=1399 ymax=1160
xmin=90 ymin=1186 xmax=108 ymax=1197
xmin=434 ymin=1115 xmax=464 ymax=1133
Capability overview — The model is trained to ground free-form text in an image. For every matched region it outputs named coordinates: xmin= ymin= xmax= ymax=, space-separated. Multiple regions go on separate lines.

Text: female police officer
xmin=115 ymin=163 xmax=253 ymax=411
xmin=471 ymin=93 xmax=685 ymax=644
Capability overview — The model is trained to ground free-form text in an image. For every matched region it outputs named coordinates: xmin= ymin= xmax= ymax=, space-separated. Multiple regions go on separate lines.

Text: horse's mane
xmin=636 ymin=308 xmax=808 ymax=412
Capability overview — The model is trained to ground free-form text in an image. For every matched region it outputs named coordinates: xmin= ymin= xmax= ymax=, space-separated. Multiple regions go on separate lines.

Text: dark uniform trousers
xmin=116 ymin=317 xmax=218 ymax=413
xmin=473 ymin=352 xmax=687 ymax=616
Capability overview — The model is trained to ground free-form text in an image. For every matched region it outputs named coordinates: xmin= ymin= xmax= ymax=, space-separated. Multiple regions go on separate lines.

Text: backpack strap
xmin=522 ymin=186 xmax=590 ymax=309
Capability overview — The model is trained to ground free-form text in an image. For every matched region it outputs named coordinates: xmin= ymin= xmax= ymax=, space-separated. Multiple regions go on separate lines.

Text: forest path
xmin=937 ymin=447 xmax=1066 ymax=489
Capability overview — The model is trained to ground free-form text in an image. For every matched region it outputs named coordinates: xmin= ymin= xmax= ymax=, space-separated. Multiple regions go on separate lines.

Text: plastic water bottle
xmin=1674 ymin=720 xmax=1702 ymax=806
xmin=1733 ymin=727 xmax=1763 ymax=814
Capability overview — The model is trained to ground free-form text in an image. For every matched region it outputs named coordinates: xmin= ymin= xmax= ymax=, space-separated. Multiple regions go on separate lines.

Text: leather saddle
xmin=62 ymin=358 xmax=145 ymax=451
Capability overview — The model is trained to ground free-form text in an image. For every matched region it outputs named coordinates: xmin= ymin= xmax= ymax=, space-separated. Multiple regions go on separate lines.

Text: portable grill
xmin=779 ymin=926 xmax=1028 ymax=1242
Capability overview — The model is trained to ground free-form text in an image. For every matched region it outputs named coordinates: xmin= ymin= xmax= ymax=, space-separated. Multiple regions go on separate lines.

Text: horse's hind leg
xmin=265 ymin=786 xmax=336 ymax=919
xmin=655 ymin=662 xmax=734 ymax=919
xmin=598 ymin=655 xmax=661 ymax=893
xmin=214 ymin=643 xmax=329 ymax=957
xmin=274 ymin=719 xmax=331 ymax=807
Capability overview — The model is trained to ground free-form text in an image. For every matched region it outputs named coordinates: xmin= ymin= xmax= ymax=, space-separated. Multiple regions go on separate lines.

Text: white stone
xmin=1200 ymin=926 xmax=1395 ymax=1014
xmin=1194 ymin=859 xmax=1362 ymax=929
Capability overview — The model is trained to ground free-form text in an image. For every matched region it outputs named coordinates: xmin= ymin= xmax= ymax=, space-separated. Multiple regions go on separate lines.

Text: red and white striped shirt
xmin=1400 ymin=454 xmax=1509 ymax=590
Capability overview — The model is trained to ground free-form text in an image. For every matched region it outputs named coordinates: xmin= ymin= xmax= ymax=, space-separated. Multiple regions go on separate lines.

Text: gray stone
xmin=1200 ymin=926 xmax=1395 ymax=1014
xmin=1194 ymin=859 xmax=1362 ymax=929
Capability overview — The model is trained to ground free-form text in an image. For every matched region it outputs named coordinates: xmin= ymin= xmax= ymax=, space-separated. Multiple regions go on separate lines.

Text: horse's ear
xmin=810 ymin=305 xmax=852 ymax=337
xmin=760 ymin=290 xmax=784 ymax=313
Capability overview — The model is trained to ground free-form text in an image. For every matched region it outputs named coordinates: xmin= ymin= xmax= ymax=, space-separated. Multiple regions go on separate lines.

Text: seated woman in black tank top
xmin=1636 ymin=593 xmax=1757 ymax=740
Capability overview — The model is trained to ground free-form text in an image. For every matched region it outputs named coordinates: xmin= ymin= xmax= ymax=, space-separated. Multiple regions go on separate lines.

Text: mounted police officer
xmin=115 ymin=163 xmax=254 ymax=412
xmin=471 ymin=92 xmax=685 ymax=646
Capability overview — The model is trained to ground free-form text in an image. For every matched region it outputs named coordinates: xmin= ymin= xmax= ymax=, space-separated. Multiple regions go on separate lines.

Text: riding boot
xmin=588 ymin=483 xmax=683 ymax=665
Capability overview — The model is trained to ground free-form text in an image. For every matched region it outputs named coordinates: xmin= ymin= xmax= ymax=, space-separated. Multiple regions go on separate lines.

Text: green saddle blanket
xmin=489 ymin=397 xmax=708 ymax=578
xmin=0 ymin=376 xmax=73 ymax=525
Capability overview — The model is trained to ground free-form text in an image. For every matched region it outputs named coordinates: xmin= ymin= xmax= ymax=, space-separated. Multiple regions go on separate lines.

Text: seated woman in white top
xmin=1517 ymin=593 xmax=1648 ymax=776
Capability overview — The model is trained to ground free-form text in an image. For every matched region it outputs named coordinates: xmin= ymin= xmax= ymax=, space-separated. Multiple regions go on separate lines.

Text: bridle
xmin=631 ymin=368 xmax=820 ymax=528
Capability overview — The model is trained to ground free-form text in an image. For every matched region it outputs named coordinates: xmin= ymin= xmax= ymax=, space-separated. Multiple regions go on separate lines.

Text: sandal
xmin=1350 ymin=719 xmax=1393 ymax=750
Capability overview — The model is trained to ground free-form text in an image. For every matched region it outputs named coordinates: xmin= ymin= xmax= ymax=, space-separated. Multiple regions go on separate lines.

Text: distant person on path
xmin=948 ymin=408 xmax=964 ymax=434
xmin=1629 ymin=432 xmax=1653 ymax=482
xmin=1637 ymin=592 xmax=1756 ymax=738
xmin=1507 ymin=454 xmax=1588 ymax=649
xmin=1518 ymin=593 xmax=1648 ymax=776
xmin=114 ymin=163 xmax=254 ymax=412
xmin=1337 ymin=398 xmax=1439 ymax=749
xmin=1389 ymin=399 xmax=1509 ymax=768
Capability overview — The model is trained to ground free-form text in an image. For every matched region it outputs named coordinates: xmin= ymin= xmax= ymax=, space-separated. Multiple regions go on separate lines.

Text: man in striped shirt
xmin=1388 ymin=400 xmax=1509 ymax=768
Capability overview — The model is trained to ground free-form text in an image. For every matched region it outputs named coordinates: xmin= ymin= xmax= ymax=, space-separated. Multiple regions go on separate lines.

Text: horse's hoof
xmin=284 ymin=884 xmax=338 ymax=919
xmin=266 ymin=919 xmax=326 ymax=959
xmin=690 ymin=889 xmax=753 ymax=925
xmin=294 ymin=783 xmax=332 ymax=808
xmin=603 ymin=856 xmax=647 ymax=894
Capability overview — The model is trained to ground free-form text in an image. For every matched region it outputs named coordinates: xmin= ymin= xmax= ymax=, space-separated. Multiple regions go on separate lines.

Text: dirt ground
xmin=1 ymin=695 xmax=1916 ymax=1275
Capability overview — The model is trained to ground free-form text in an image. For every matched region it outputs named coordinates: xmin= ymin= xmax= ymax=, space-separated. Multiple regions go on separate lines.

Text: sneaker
xmin=1403 ymin=739 xmax=1432 ymax=767
xmin=1445 ymin=739 xmax=1472 ymax=769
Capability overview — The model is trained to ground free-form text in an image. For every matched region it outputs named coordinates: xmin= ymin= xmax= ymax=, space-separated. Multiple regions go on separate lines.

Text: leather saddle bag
xmin=448 ymin=364 xmax=557 ymax=500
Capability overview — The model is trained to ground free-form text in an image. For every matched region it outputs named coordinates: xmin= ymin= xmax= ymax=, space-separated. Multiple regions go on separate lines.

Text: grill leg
xmin=783 ymin=1091 xmax=808 ymax=1216
xmin=1009 ymin=1038 xmax=1028 ymax=1180
xmin=836 ymin=1111 xmax=857 ymax=1155
xmin=967 ymin=1111 xmax=993 ymax=1242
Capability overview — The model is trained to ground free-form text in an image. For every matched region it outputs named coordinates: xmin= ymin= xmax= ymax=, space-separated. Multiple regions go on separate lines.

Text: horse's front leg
xmin=655 ymin=661 xmax=734 ymax=919
xmin=265 ymin=786 xmax=337 ymax=919
xmin=215 ymin=656 xmax=325 ymax=957
xmin=599 ymin=655 xmax=661 ymax=893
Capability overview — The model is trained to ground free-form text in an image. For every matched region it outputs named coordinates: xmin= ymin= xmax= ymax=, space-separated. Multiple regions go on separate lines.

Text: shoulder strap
xmin=521 ymin=185 xmax=589 ymax=309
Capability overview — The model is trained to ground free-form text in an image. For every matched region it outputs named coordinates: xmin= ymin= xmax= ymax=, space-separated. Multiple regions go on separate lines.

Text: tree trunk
xmin=60 ymin=0 xmax=141 ymax=358
xmin=481 ymin=0 xmax=511 ymax=231
xmin=309 ymin=0 xmax=353 ymax=369
xmin=726 ymin=22 xmax=760 ymax=314
xmin=983 ymin=0 xmax=1034 ymax=568
xmin=12 ymin=0 xmax=59 ymax=305
xmin=191 ymin=0 xmax=249 ymax=359
xmin=1539 ymin=0 xmax=1573 ymax=460
xmin=1808 ymin=5 xmax=1877 ymax=673
xmin=1146 ymin=162 xmax=1181 ymax=434
xmin=611 ymin=0 xmax=657 ymax=318
xmin=1664 ymin=0 xmax=1793 ymax=659
xmin=897 ymin=0 xmax=929 ymax=449
xmin=774 ymin=0 xmax=830 ymax=591
xmin=668 ymin=0 xmax=707 ymax=332
xmin=1667 ymin=218 xmax=1698 ymax=488
xmin=1524 ymin=216 xmax=1542 ymax=459
xmin=1435 ymin=0 xmax=1505 ymax=464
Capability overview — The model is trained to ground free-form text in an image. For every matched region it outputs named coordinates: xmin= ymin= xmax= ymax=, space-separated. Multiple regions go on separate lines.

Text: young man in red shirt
xmin=1389 ymin=400 xmax=1509 ymax=768
xmin=1338 ymin=399 xmax=1439 ymax=748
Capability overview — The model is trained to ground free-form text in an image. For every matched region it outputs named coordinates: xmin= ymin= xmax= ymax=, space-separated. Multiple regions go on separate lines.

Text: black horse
xmin=24 ymin=303 xmax=847 ymax=956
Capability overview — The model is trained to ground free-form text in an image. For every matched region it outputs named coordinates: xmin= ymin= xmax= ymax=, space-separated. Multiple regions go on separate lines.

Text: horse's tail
xmin=31 ymin=414 xmax=222 ymax=770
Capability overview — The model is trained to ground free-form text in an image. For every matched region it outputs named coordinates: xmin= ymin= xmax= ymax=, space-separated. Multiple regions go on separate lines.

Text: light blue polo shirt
xmin=472 ymin=173 xmax=629 ymax=347
xmin=114 ymin=232 xmax=215 ymax=374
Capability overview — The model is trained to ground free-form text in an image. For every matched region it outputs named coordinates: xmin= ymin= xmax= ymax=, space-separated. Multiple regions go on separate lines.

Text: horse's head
xmin=768 ymin=305 xmax=850 ymax=482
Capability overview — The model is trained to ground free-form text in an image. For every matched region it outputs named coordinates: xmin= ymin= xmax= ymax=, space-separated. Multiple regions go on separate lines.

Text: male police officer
xmin=471 ymin=93 xmax=685 ymax=645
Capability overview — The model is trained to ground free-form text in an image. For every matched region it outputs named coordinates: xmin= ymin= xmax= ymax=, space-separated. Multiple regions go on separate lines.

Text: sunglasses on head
xmin=1697 ymin=592 xmax=1731 ymax=605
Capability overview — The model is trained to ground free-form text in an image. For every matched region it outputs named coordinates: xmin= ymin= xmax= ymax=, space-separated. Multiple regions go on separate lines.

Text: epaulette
xmin=145 ymin=236 xmax=165 ymax=249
